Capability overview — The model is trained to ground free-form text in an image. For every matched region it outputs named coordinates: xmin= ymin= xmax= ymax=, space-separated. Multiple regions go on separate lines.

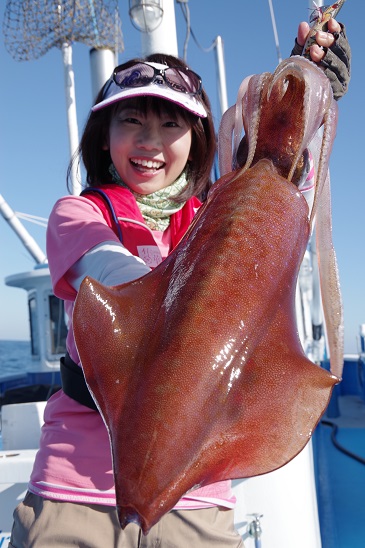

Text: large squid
xmin=73 ymin=56 xmax=344 ymax=534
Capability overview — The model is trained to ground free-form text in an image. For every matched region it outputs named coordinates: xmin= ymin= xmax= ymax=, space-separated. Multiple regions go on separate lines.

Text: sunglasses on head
xmin=111 ymin=62 xmax=203 ymax=96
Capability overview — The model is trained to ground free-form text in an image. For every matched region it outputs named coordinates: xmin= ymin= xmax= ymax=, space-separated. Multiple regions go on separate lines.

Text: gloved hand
xmin=291 ymin=21 xmax=351 ymax=100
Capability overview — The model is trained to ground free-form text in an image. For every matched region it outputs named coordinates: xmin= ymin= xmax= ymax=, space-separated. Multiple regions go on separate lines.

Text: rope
xmin=321 ymin=420 xmax=365 ymax=465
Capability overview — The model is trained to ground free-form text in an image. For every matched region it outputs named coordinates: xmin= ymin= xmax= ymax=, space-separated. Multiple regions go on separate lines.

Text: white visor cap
xmin=92 ymin=62 xmax=207 ymax=118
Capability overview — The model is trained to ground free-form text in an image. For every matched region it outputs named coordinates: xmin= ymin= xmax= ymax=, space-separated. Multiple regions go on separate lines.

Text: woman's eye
xmin=124 ymin=117 xmax=141 ymax=124
xmin=164 ymin=121 xmax=179 ymax=127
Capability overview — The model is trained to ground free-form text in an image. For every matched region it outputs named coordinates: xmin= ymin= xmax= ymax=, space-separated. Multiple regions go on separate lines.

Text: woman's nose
xmin=137 ymin=124 xmax=161 ymax=149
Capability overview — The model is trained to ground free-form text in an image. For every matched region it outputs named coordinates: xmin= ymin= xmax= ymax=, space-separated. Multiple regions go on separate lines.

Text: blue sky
xmin=0 ymin=0 xmax=364 ymax=353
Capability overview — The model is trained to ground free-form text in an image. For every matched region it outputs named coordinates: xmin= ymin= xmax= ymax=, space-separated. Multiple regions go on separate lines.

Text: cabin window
xmin=48 ymin=295 xmax=67 ymax=355
xmin=28 ymin=295 xmax=40 ymax=357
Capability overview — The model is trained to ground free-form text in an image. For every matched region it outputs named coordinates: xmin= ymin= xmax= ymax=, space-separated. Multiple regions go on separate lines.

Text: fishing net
xmin=3 ymin=0 xmax=124 ymax=61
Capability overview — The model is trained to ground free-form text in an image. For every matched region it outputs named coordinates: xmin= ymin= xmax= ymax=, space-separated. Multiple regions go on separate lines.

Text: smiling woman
xmin=73 ymin=56 xmax=215 ymax=204
xmin=106 ymin=100 xmax=193 ymax=196
xmin=8 ymin=52 xmax=247 ymax=548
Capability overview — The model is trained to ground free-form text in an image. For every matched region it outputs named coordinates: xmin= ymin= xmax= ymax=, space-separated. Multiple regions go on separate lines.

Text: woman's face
xmin=106 ymin=102 xmax=192 ymax=195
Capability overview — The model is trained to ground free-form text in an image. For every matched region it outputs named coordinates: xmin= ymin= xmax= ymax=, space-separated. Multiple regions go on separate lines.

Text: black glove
xmin=290 ymin=24 xmax=351 ymax=100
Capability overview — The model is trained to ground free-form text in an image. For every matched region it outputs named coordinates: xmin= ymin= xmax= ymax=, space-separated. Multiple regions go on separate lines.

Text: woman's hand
xmin=291 ymin=18 xmax=351 ymax=100
xmin=296 ymin=18 xmax=341 ymax=62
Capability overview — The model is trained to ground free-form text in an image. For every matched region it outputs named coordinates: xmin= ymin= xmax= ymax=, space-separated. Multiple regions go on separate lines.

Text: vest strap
xmin=60 ymin=353 xmax=98 ymax=412
xmin=81 ymin=188 xmax=124 ymax=243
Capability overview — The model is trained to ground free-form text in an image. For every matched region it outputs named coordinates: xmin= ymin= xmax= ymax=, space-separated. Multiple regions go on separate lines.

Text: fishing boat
xmin=0 ymin=1 xmax=362 ymax=547
xmin=0 ymin=257 xmax=64 ymax=546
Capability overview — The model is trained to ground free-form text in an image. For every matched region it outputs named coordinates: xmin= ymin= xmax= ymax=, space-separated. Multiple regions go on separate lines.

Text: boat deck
xmin=314 ymin=356 xmax=365 ymax=548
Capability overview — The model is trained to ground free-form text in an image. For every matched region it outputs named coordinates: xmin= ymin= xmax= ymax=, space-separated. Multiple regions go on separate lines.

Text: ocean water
xmin=0 ymin=340 xmax=33 ymax=380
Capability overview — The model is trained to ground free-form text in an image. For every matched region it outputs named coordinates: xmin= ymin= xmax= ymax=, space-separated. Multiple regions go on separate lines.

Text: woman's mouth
xmin=130 ymin=158 xmax=165 ymax=171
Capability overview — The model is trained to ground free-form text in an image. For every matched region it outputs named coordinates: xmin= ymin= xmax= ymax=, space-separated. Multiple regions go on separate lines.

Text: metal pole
xmin=267 ymin=0 xmax=282 ymax=63
xmin=89 ymin=1 xmax=119 ymax=103
xmin=0 ymin=194 xmax=47 ymax=265
xmin=62 ymin=42 xmax=82 ymax=196
xmin=140 ymin=0 xmax=178 ymax=56
xmin=89 ymin=48 xmax=117 ymax=101
xmin=214 ymin=36 xmax=229 ymax=117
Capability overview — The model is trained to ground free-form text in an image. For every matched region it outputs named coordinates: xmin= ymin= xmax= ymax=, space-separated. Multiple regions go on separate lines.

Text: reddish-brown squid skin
xmin=74 ymin=160 xmax=339 ymax=534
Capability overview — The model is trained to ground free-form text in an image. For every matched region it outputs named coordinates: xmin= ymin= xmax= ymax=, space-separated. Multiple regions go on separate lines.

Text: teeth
xmin=131 ymin=158 xmax=164 ymax=169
